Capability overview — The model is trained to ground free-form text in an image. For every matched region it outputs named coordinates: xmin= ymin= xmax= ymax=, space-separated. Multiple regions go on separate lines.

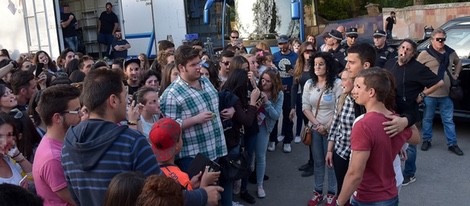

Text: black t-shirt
xmin=61 ymin=12 xmax=77 ymax=37
xmin=384 ymin=58 xmax=440 ymax=125
xmin=386 ymin=17 xmax=395 ymax=31
xmin=99 ymin=11 xmax=118 ymax=34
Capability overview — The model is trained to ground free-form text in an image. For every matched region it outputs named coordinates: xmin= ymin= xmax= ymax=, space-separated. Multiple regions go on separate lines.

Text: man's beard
xmin=398 ymin=55 xmax=412 ymax=65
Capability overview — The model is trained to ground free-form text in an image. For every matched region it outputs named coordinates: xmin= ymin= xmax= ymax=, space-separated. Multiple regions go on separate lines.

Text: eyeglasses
xmin=61 ymin=108 xmax=81 ymax=115
xmin=435 ymin=37 xmax=446 ymax=43
xmin=221 ymin=61 xmax=230 ymax=66
xmin=230 ymin=36 xmax=239 ymax=39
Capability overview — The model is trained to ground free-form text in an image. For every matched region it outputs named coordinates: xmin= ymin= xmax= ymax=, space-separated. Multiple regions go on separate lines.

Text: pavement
xmin=235 ymin=120 xmax=470 ymax=206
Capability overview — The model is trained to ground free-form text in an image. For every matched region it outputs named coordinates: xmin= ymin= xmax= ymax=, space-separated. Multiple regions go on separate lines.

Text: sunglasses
xmin=230 ymin=36 xmax=239 ymax=39
xmin=221 ymin=61 xmax=230 ymax=66
xmin=304 ymin=49 xmax=314 ymax=54
xmin=435 ymin=37 xmax=446 ymax=43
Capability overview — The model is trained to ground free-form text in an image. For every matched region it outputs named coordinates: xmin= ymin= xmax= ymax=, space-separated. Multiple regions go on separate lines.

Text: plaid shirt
xmin=327 ymin=94 xmax=355 ymax=160
xmin=160 ymin=76 xmax=227 ymax=160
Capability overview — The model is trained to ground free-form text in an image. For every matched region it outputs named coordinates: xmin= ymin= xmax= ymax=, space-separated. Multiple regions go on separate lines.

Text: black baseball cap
xmin=373 ymin=29 xmax=387 ymax=37
xmin=346 ymin=27 xmax=358 ymax=37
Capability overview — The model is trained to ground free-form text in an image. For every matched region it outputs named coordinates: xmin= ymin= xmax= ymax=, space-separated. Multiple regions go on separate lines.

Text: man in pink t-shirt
xmin=33 ymin=84 xmax=81 ymax=206
xmin=336 ymin=69 xmax=420 ymax=206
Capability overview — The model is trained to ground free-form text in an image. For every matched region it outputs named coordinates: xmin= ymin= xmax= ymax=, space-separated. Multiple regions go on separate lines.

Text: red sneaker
xmin=308 ymin=191 xmax=323 ymax=206
xmin=325 ymin=194 xmax=337 ymax=206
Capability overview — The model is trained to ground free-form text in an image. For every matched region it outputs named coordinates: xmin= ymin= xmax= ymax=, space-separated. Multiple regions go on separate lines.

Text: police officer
xmin=325 ymin=29 xmax=346 ymax=74
xmin=343 ymin=27 xmax=358 ymax=50
xmin=373 ymin=29 xmax=397 ymax=68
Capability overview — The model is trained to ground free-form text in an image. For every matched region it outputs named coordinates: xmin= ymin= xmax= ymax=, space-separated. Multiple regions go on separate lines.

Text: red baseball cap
xmin=149 ymin=118 xmax=181 ymax=162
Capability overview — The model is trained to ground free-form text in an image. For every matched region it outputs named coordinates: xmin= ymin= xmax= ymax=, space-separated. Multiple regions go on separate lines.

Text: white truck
xmin=0 ymin=0 xmax=187 ymax=60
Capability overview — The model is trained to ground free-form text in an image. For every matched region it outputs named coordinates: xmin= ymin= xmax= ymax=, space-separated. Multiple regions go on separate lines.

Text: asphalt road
xmin=236 ymin=120 xmax=470 ymax=206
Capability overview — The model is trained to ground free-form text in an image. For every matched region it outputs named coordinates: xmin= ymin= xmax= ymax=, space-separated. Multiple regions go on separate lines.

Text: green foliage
xmin=317 ymin=0 xmax=351 ymax=20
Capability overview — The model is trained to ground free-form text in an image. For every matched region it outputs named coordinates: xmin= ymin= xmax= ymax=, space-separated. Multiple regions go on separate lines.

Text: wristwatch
xmin=419 ymin=92 xmax=426 ymax=98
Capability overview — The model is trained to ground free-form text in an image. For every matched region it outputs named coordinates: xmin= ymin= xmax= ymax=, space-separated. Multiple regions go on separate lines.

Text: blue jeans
xmin=255 ymin=124 xmax=269 ymax=186
xmin=386 ymin=30 xmax=392 ymax=39
xmin=351 ymin=196 xmax=398 ymax=206
xmin=422 ymin=96 xmax=457 ymax=146
xmin=281 ymin=93 xmax=293 ymax=143
xmin=403 ymin=144 xmax=416 ymax=178
xmin=64 ymin=36 xmax=78 ymax=52
xmin=98 ymin=33 xmax=114 ymax=57
xmin=311 ymin=130 xmax=336 ymax=194
xmin=220 ymin=145 xmax=240 ymax=206
xmin=295 ymin=94 xmax=304 ymax=136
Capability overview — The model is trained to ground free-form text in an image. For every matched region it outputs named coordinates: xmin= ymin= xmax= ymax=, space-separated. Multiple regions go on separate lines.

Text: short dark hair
xmin=141 ymin=69 xmax=160 ymax=86
xmin=158 ymin=40 xmax=175 ymax=52
xmin=347 ymin=43 xmax=376 ymax=67
xmin=221 ymin=50 xmax=235 ymax=59
xmin=112 ymin=58 xmax=125 ymax=70
xmin=174 ymin=45 xmax=200 ymax=69
xmin=0 ymin=183 xmax=43 ymax=206
xmin=399 ymin=38 xmax=418 ymax=55
xmin=60 ymin=48 xmax=74 ymax=58
xmin=81 ymin=69 xmax=124 ymax=116
xmin=79 ymin=55 xmax=94 ymax=71
xmin=92 ymin=60 xmax=109 ymax=70
xmin=38 ymin=84 xmax=81 ymax=126
xmin=10 ymin=70 xmax=35 ymax=95
xmin=391 ymin=11 xmax=396 ymax=15
xmin=106 ymin=2 xmax=113 ymax=7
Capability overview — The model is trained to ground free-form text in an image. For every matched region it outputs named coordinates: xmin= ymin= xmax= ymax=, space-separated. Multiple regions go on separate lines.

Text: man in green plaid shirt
xmin=160 ymin=45 xmax=229 ymax=172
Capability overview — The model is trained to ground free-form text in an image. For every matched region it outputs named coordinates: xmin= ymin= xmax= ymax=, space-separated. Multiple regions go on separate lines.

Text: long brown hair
xmin=103 ymin=172 xmax=146 ymax=206
xmin=293 ymin=42 xmax=315 ymax=84
xmin=258 ymin=68 xmax=282 ymax=101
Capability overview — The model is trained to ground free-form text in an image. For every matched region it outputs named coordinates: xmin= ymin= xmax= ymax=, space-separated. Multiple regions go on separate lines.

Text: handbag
xmin=217 ymin=148 xmax=251 ymax=182
xmin=445 ymin=68 xmax=463 ymax=102
xmin=301 ymin=90 xmax=325 ymax=145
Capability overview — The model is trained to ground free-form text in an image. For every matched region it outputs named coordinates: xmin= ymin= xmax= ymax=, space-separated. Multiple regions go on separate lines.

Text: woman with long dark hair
xmin=303 ymin=52 xmax=342 ymax=205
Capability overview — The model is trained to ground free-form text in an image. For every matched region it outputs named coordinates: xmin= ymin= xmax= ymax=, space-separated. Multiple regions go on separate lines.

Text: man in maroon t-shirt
xmin=336 ymin=69 xmax=420 ymax=206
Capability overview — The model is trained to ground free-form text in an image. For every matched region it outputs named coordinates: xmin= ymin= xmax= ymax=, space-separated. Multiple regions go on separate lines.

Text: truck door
xmin=23 ymin=0 xmax=62 ymax=58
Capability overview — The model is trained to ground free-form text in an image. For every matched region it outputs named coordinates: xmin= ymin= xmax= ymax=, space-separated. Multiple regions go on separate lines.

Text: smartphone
xmin=285 ymin=64 xmax=293 ymax=72
xmin=207 ymin=160 xmax=221 ymax=172
xmin=35 ymin=63 xmax=44 ymax=77
xmin=132 ymin=93 xmax=138 ymax=106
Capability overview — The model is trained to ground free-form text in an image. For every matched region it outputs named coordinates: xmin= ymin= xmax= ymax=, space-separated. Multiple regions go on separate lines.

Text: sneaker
xmin=240 ymin=190 xmax=256 ymax=204
xmin=257 ymin=185 xmax=266 ymax=198
xmin=294 ymin=135 xmax=301 ymax=143
xmin=325 ymin=194 xmax=337 ymax=206
xmin=267 ymin=142 xmax=275 ymax=152
xmin=277 ymin=135 xmax=285 ymax=142
xmin=233 ymin=179 xmax=241 ymax=195
xmin=421 ymin=140 xmax=431 ymax=151
xmin=308 ymin=191 xmax=323 ymax=206
xmin=402 ymin=176 xmax=416 ymax=186
xmin=283 ymin=143 xmax=292 ymax=153
xmin=448 ymin=145 xmax=464 ymax=156
xmin=232 ymin=201 xmax=244 ymax=206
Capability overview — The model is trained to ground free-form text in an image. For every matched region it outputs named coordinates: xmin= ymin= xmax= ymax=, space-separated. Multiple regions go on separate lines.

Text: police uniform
xmin=373 ymin=29 xmax=397 ymax=68
xmin=325 ymin=30 xmax=347 ymax=74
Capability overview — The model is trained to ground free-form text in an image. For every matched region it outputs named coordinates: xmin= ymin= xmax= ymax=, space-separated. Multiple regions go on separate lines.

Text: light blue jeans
xmin=255 ymin=124 xmax=269 ymax=186
xmin=351 ymin=196 xmax=398 ymax=206
xmin=64 ymin=36 xmax=78 ymax=52
xmin=311 ymin=130 xmax=337 ymax=194
xmin=403 ymin=144 xmax=416 ymax=178
xmin=421 ymin=96 xmax=457 ymax=146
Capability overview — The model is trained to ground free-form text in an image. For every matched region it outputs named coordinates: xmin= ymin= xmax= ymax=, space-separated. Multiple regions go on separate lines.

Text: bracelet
xmin=13 ymin=153 xmax=25 ymax=162
xmin=127 ymin=121 xmax=138 ymax=125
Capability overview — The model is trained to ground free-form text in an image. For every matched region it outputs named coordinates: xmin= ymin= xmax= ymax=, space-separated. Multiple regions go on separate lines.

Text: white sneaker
xmin=232 ymin=201 xmax=244 ymax=206
xmin=277 ymin=135 xmax=285 ymax=142
xmin=283 ymin=143 xmax=292 ymax=153
xmin=267 ymin=142 xmax=275 ymax=152
xmin=233 ymin=179 xmax=241 ymax=195
xmin=294 ymin=135 xmax=301 ymax=143
xmin=257 ymin=185 xmax=266 ymax=198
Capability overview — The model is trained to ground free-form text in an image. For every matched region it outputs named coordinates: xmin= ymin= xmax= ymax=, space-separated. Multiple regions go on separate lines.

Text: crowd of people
xmin=0 ymin=23 xmax=464 ymax=206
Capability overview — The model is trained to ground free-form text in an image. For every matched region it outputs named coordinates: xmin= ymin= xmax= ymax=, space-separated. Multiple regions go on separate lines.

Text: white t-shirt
xmin=0 ymin=156 xmax=24 ymax=185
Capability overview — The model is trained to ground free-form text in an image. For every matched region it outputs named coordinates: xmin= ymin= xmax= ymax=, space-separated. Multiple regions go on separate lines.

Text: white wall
xmin=0 ymin=0 xmax=28 ymax=60
xmin=153 ymin=0 xmax=187 ymax=49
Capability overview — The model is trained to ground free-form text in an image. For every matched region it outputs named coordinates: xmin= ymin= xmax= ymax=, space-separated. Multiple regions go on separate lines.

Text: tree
xmin=252 ymin=0 xmax=281 ymax=34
